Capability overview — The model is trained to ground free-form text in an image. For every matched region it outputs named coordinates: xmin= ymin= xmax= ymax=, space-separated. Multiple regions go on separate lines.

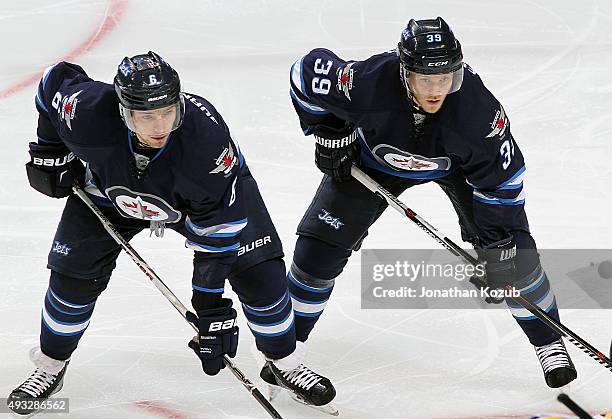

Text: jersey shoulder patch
xmin=39 ymin=63 xmax=123 ymax=146
xmin=175 ymin=95 xmax=242 ymax=196
xmin=292 ymin=49 xmax=401 ymax=116
xmin=447 ymin=69 xmax=508 ymax=143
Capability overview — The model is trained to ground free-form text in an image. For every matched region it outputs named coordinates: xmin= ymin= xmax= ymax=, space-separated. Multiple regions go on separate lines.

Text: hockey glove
xmin=26 ymin=142 xmax=85 ymax=198
xmin=481 ymin=235 xmax=517 ymax=290
xmin=186 ymin=298 xmax=238 ymax=376
xmin=313 ymin=123 xmax=360 ymax=182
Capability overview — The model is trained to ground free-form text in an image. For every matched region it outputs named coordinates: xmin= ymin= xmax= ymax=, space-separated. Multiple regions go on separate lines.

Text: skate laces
xmin=535 ymin=340 xmax=571 ymax=373
xmin=18 ymin=369 xmax=57 ymax=397
xmin=281 ymin=364 xmax=323 ymax=390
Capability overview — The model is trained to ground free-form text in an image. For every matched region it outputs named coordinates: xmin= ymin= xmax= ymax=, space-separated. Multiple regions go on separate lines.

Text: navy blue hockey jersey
xmin=289 ymin=49 xmax=528 ymax=245
xmin=35 ymin=62 xmax=246 ymax=291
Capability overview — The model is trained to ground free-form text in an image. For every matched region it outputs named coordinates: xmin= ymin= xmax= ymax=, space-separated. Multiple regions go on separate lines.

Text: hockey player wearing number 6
xmin=7 ymin=52 xmax=336 ymax=416
xmin=286 ymin=17 xmax=577 ymax=389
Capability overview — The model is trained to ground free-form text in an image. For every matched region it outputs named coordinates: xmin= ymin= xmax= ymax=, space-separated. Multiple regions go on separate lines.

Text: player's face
xmin=408 ymin=73 xmax=453 ymax=114
xmin=131 ymin=105 xmax=177 ymax=148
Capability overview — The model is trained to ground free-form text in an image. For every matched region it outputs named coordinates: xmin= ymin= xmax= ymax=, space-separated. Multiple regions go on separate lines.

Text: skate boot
xmin=7 ymin=348 xmax=69 ymax=416
xmin=260 ymin=341 xmax=337 ymax=415
xmin=534 ymin=338 xmax=577 ymax=388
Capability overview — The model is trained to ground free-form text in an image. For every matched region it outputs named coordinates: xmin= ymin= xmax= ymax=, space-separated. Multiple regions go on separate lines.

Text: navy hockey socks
xmin=507 ymin=264 xmax=561 ymax=346
xmin=233 ymin=258 xmax=296 ymax=359
xmin=287 ymin=263 xmax=335 ymax=342
xmin=39 ymin=271 xmax=108 ymax=361
xmin=242 ymin=290 xmax=296 ymax=359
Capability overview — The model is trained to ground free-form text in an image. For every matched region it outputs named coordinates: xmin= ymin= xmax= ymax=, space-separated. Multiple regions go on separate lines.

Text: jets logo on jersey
xmin=485 ymin=105 xmax=508 ymax=139
xmin=52 ymin=241 xmax=71 ymax=256
xmin=318 ymin=209 xmax=344 ymax=230
xmin=390 ymin=156 xmax=433 ymax=170
xmin=373 ymin=144 xmax=451 ymax=172
xmin=121 ymin=198 xmax=161 ymax=219
xmin=336 ymin=63 xmax=355 ymax=100
xmin=106 ymin=186 xmax=182 ymax=222
xmin=209 ymin=143 xmax=237 ymax=177
xmin=51 ymin=90 xmax=82 ymax=131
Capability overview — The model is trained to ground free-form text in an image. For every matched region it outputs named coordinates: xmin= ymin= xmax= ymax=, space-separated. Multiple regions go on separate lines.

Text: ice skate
xmin=7 ymin=348 xmax=69 ymax=417
xmin=260 ymin=342 xmax=337 ymax=416
xmin=534 ymin=339 xmax=577 ymax=388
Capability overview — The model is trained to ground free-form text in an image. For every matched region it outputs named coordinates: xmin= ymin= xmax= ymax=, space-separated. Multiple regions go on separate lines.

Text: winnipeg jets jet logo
xmin=51 ymin=90 xmax=82 ymax=131
xmin=485 ymin=106 xmax=508 ymax=139
xmin=106 ymin=186 xmax=182 ymax=222
xmin=121 ymin=197 xmax=160 ymax=219
xmin=336 ymin=63 xmax=355 ymax=100
xmin=391 ymin=156 xmax=432 ymax=170
xmin=60 ymin=90 xmax=82 ymax=131
xmin=372 ymin=144 xmax=451 ymax=172
xmin=209 ymin=143 xmax=237 ymax=177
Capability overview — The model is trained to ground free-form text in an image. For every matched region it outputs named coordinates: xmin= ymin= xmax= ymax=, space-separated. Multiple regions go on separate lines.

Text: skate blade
xmin=288 ymin=393 xmax=339 ymax=416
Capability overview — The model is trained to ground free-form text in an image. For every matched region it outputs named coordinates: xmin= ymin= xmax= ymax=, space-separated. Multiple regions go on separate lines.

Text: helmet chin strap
xmin=408 ymin=91 xmax=423 ymax=111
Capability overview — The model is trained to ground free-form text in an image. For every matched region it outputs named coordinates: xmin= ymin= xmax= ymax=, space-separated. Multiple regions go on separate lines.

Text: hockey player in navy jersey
xmin=8 ymin=52 xmax=335 ymax=415
xmin=286 ymin=17 xmax=577 ymax=389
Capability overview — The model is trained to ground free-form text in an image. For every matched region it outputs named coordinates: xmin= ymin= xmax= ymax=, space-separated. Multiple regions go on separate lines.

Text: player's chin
xmin=423 ymin=99 xmax=444 ymax=113
xmin=147 ymin=134 xmax=170 ymax=147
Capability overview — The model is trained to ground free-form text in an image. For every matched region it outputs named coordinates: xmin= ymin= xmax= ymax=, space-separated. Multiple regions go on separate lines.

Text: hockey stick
xmin=557 ymin=393 xmax=593 ymax=419
xmin=72 ymin=186 xmax=284 ymax=419
xmin=350 ymin=164 xmax=612 ymax=374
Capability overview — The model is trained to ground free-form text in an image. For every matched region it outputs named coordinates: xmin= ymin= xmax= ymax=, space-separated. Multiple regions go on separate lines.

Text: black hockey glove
xmin=481 ymin=235 xmax=516 ymax=290
xmin=313 ymin=123 xmax=360 ymax=182
xmin=25 ymin=142 xmax=85 ymax=198
xmin=186 ymin=298 xmax=238 ymax=376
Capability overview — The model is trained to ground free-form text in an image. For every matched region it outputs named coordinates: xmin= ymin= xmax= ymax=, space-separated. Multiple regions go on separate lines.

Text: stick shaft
xmin=73 ymin=186 xmax=284 ymax=419
xmin=351 ymin=165 xmax=612 ymax=373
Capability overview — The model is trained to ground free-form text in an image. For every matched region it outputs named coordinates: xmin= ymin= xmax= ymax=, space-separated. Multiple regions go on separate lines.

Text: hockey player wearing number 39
xmin=7 ymin=52 xmax=335 ymax=416
xmin=286 ymin=17 xmax=577 ymax=389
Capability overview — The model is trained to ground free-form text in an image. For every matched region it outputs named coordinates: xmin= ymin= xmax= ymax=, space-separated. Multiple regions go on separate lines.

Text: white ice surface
xmin=1 ymin=1 xmax=611 ymax=418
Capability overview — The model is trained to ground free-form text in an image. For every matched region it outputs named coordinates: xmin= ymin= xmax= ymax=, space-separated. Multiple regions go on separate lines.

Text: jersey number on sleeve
xmin=312 ymin=58 xmax=333 ymax=95
xmin=500 ymin=139 xmax=515 ymax=170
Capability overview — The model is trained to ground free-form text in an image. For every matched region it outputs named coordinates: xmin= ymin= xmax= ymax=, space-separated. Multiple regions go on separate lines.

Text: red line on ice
xmin=132 ymin=400 xmax=188 ymax=419
xmin=0 ymin=0 xmax=129 ymax=99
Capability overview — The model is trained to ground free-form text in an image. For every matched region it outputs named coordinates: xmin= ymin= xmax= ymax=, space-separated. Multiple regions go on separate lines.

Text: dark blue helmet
xmin=114 ymin=51 xmax=185 ymax=133
xmin=397 ymin=17 xmax=463 ymax=75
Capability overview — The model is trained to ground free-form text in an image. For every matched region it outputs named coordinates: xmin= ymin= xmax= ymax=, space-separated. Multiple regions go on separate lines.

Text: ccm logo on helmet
xmin=208 ymin=318 xmax=238 ymax=332
xmin=428 ymin=61 xmax=449 ymax=67
xmin=33 ymin=153 xmax=76 ymax=167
